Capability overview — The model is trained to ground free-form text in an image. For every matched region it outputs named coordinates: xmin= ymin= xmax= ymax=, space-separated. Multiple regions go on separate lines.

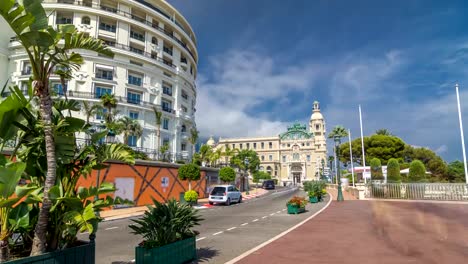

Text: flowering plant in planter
xmin=286 ymin=196 xmax=307 ymax=208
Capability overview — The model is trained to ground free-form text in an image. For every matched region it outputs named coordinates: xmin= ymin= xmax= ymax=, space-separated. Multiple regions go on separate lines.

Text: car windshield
xmin=211 ymin=187 xmax=226 ymax=195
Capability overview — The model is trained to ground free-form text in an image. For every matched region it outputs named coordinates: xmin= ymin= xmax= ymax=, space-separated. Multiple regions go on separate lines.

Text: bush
xmin=219 ymin=167 xmax=236 ymax=183
xmin=178 ymin=164 xmax=201 ymax=190
xmin=408 ymin=160 xmax=426 ymax=182
xmin=129 ymin=198 xmax=202 ymax=248
xmin=387 ymin=158 xmax=401 ymax=182
xmin=184 ymin=190 xmax=198 ymax=204
xmin=304 ymin=180 xmax=327 ymax=200
xmin=370 ymin=158 xmax=383 ymax=180
xmin=286 ymin=196 xmax=307 ymax=208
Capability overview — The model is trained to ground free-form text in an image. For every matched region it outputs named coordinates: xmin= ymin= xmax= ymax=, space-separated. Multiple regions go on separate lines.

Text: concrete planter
xmin=5 ymin=241 xmax=94 ymax=264
xmin=287 ymin=204 xmax=306 ymax=214
xmin=135 ymin=236 xmax=196 ymax=264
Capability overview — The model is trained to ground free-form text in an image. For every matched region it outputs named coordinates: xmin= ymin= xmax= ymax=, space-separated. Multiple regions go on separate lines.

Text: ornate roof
xmin=279 ymin=123 xmax=314 ymax=140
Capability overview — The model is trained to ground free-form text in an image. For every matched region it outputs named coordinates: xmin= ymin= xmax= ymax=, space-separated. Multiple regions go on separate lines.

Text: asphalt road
xmin=84 ymin=187 xmax=329 ymax=264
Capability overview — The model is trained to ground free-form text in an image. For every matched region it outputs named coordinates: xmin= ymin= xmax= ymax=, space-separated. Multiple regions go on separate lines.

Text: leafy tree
xmin=188 ymin=127 xmax=199 ymax=157
xmin=100 ymin=93 xmax=118 ymax=123
xmin=210 ymin=148 xmax=222 ymax=167
xmin=151 ymin=106 xmax=162 ymax=154
xmin=402 ymin=145 xmax=448 ymax=181
xmin=375 ymin=129 xmax=392 ymax=135
xmin=447 ymin=161 xmax=466 ymax=183
xmin=219 ymin=167 xmax=236 ymax=183
xmin=178 ymin=164 xmax=201 ymax=190
xmin=0 ymin=0 xmax=113 ymax=255
xmin=370 ymin=158 xmax=383 ymax=180
xmin=230 ymin=149 xmax=260 ymax=174
xmin=118 ymin=116 xmax=143 ymax=145
xmin=253 ymin=171 xmax=272 ymax=183
xmin=221 ymin=145 xmax=238 ymax=165
xmin=386 ymin=158 xmax=401 ymax=182
xmin=408 ymin=160 xmax=426 ymax=182
xmin=199 ymin=144 xmax=213 ymax=165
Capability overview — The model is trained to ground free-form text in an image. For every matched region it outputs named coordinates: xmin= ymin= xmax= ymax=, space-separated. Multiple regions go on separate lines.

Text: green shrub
xmin=178 ymin=163 xmax=201 ymax=190
xmin=129 ymin=198 xmax=202 ymax=248
xmin=184 ymin=190 xmax=198 ymax=204
xmin=408 ymin=160 xmax=426 ymax=182
xmin=387 ymin=158 xmax=401 ymax=182
xmin=219 ymin=167 xmax=236 ymax=183
xmin=370 ymin=158 xmax=384 ymax=180
xmin=304 ymin=180 xmax=327 ymax=199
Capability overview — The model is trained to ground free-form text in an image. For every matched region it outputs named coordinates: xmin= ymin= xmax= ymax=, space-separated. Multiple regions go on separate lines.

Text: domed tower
xmin=309 ymin=101 xmax=326 ymax=151
xmin=206 ymin=136 xmax=216 ymax=148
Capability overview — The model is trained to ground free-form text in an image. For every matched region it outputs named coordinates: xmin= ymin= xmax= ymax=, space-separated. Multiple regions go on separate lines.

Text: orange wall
xmin=77 ymin=161 xmax=211 ymax=206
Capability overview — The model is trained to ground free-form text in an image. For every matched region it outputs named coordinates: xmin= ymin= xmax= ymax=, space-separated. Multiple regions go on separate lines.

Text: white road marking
xmin=270 ymin=213 xmax=275 ymax=216
xmin=213 ymin=231 xmax=223 ymax=236
xmin=241 ymin=223 xmax=248 ymax=226
xmin=262 ymin=216 xmax=268 ymax=219
xmin=105 ymin=227 xmax=118 ymax=230
xmin=227 ymin=227 xmax=237 ymax=231
xmin=282 ymin=209 xmax=286 ymax=211
xmin=252 ymin=219 xmax=259 ymax=222
xmin=276 ymin=211 xmax=281 ymax=213
xmin=196 ymin=237 xmax=206 ymax=241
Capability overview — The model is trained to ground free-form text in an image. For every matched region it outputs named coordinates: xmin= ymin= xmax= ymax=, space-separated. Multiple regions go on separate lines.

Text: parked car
xmin=262 ymin=180 xmax=275 ymax=190
xmin=208 ymin=185 xmax=242 ymax=206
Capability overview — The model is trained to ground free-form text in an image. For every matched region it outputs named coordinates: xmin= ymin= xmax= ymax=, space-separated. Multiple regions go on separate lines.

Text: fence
xmin=367 ymin=183 xmax=468 ymax=201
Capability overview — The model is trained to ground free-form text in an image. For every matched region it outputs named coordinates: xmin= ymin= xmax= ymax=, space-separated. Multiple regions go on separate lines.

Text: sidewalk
xmin=235 ymin=191 xmax=468 ymax=264
xmin=102 ymin=188 xmax=268 ymax=221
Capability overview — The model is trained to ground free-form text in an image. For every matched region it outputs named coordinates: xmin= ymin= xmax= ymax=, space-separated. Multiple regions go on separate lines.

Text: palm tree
xmin=328 ymin=125 xmax=348 ymax=201
xmin=151 ymin=106 xmax=163 ymax=154
xmin=375 ymin=128 xmax=392 ymax=136
xmin=100 ymin=93 xmax=118 ymax=124
xmin=222 ymin=146 xmax=238 ymax=165
xmin=210 ymin=148 xmax=222 ymax=167
xmin=119 ymin=116 xmax=143 ymax=145
xmin=188 ymin=127 xmax=199 ymax=157
xmin=199 ymin=144 xmax=213 ymax=166
xmin=81 ymin=101 xmax=99 ymax=125
xmin=0 ymin=1 xmax=114 ymax=255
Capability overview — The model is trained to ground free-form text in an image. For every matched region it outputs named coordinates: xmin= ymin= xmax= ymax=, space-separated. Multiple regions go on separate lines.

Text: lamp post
xmin=244 ymin=157 xmax=250 ymax=195
xmin=321 ymin=158 xmax=325 ymax=180
xmin=334 ymin=135 xmax=344 ymax=202
xmin=329 ymin=158 xmax=333 ymax=183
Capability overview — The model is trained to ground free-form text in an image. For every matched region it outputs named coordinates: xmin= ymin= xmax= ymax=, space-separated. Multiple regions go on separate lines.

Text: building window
xmin=306 ymin=143 xmax=310 ymax=146
xmin=181 ymin=105 xmax=188 ymax=113
xmin=287 ymin=143 xmax=291 ymax=147
xmin=307 ymin=155 xmax=311 ymax=162
xmin=239 ymin=143 xmax=243 ymax=149
xmin=162 ymin=100 xmax=172 ymax=112
xmin=246 ymin=143 xmax=250 ymax=149
xmin=96 ymin=108 xmax=107 ymax=120
xmin=316 ymin=124 xmax=320 ymax=130
xmin=127 ymin=91 xmax=142 ymax=104
xmin=163 ymin=118 xmax=169 ymax=130
xmin=99 ymin=21 xmax=116 ymax=32
xmin=181 ymin=124 xmax=187 ymax=133
xmin=128 ymin=135 xmax=137 ymax=147
xmin=129 ymin=111 xmax=139 ymax=120
xmin=253 ymin=143 xmax=257 ymax=149
xmin=163 ymin=137 xmax=170 ymax=147
xmin=130 ymin=30 xmax=145 ymax=42
xmin=21 ymin=61 xmax=32 ymax=75
xmin=269 ymin=142 xmax=273 ymax=149
xmin=282 ymin=155 xmax=286 ymax=162
xmin=293 ymin=153 xmax=300 ymax=161
xmin=181 ymin=143 xmax=187 ymax=151
xmin=181 ymin=90 xmax=188 ymax=100
xmin=261 ymin=142 xmax=264 ymax=149
xmin=261 ymin=155 xmax=265 ymax=161
xmin=269 ymin=155 xmax=272 ymax=161
xmin=81 ymin=16 xmax=91 ymax=25
xmin=302 ymin=143 xmax=305 ymax=146
xmin=232 ymin=144 xmax=235 ymax=149
xmin=56 ymin=13 xmax=73 ymax=25
xmin=151 ymin=37 xmax=158 ymax=45
xmin=128 ymin=73 xmax=143 ymax=86
xmin=95 ymin=68 xmax=113 ymax=80
xmin=162 ymin=82 xmax=173 ymax=96
xmin=163 ymin=45 xmax=173 ymax=55
xmin=52 ymin=82 xmax=67 ymax=95
xmin=94 ymin=86 xmax=112 ymax=98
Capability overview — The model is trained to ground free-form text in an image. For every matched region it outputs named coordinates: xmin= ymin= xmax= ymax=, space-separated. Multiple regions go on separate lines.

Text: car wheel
xmin=226 ymin=198 xmax=231 ymax=206
xmin=238 ymin=196 xmax=242 ymax=203
xmin=209 ymin=202 xmax=213 ymax=205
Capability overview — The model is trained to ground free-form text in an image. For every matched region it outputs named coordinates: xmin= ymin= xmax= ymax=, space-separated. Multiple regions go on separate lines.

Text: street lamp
xmin=334 ymin=135 xmax=344 ymax=202
xmin=321 ymin=158 xmax=325 ymax=180
xmin=244 ymin=157 xmax=250 ymax=195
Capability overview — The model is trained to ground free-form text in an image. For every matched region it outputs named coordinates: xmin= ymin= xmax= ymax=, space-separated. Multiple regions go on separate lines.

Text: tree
xmin=253 ymin=171 xmax=271 ymax=183
xmin=159 ymin=143 xmax=170 ymax=162
xmin=81 ymin=101 xmax=99 ymax=125
xmin=151 ymin=106 xmax=162 ymax=154
xmin=219 ymin=167 xmax=236 ymax=183
xmin=386 ymin=158 xmax=401 ymax=182
xmin=0 ymin=0 xmax=113 ymax=255
xmin=370 ymin=158 xmax=383 ymax=180
xmin=375 ymin=129 xmax=392 ymax=136
xmin=118 ymin=116 xmax=143 ymax=145
xmin=199 ymin=144 xmax=213 ymax=165
xmin=402 ymin=145 xmax=448 ymax=181
xmin=230 ymin=149 xmax=260 ymax=174
xmin=408 ymin=160 xmax=426 ymax=182
xmin=221 ymin=145 xmax=238 ymax=165
xmin=209 ymin=148 xmax=222 ymax=167
xmin=447 ymin=161 xmax=466 ymax=183
xmin=188 ymin=127 xmax=199 ymax=157
xmin=328 ymin=155 xmax=334 ymax=183
xmin=100 ymin=93 xmax=117 ymax=123
xmin=178 ymin=164 xmax=201 ymax=190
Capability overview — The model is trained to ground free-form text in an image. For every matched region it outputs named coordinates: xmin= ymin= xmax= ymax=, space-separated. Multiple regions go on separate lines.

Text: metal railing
xmin=46 ymin=0 xmax=196 ymax=61
xmin=366 ymin=183 xmax=468 ymax=201
xmin=103 ymin=41 xmax=176 ymax=68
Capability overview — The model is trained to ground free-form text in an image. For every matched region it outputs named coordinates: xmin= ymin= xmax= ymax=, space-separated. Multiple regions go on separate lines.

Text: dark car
xmin=262 ymin=180 xmax=275 ymax=190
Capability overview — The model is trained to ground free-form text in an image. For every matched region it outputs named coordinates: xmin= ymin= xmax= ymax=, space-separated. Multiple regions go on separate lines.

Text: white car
xmin=208 ymin=185 xmax=242 ymax=206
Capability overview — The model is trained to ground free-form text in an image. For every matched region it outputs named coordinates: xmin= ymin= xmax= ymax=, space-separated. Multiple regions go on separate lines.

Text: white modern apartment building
xmin=0 ymin=0 xmax=198 ymax=161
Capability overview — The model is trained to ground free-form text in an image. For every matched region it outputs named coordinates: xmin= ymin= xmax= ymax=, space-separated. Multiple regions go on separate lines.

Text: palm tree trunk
xmin=30 ymin=83 xmax=56 ymax=255
xmin=156 ymin=126 xmax=161 ymax=159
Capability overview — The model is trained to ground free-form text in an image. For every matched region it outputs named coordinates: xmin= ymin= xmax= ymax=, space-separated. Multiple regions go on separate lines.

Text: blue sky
xmin=168 ymin=0 xmax=468 ymax=162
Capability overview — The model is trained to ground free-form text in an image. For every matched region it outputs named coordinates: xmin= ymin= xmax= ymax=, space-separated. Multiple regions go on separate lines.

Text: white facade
xmin=0 ymin=0 xmax=198 ymax=161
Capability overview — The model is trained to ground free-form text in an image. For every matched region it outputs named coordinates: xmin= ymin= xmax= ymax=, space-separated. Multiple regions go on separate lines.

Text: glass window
xmin=181 ymin=124 xmax=187 ymax=132
xmin=181 ymin=143 xmax=187 ymax=151
xmin=96 ymin=68 xmax=113 ymax=80
xmin=99 ymin=22 xmax=116 ymax=32
xmin=151 ymin=37 xmax=158 ymax=45
xmin=94 ymin=86 xmax=112 ymax=98
xmin=261 ymin=142 xmax=264 ymax=149
xmin=261 ymin=155 xmax=265 ymax=161
xmin=293 ymin=153 xmax=300 ymax=161
xmin=269 ymin=142 xmax=273 ymax=149
xmin=129 ymin=111 xmax=139 ymax=119
xmin=162 ymin=100 xmax=172 ymax=112
xmin=232 ymin=144 xmax=235 ymax=149
xmin=128 ymin=135 xmax=137 ymax=147
xmin=163 ymin=118 xmax=169 ymax=130
xmin=163 ymin=84 xmax=173 ymax=96
xmin=269 ymin=155 xmax=272 ymax=161
xmin=282 ymin=155 xmax=286 ymax=162
xmin=253 ymin=143 xmax=257 ymax=149
xmin=239 ymin=143 xmax=243 ymax=149
xmin=307 ymin=155 xmax=311 ymax=162
xmin=181 ymin=90 xmax=188 ymax=100
xmin=82 ymin=16 xmax=91 ymax=25
xmin=52 ymin=82 xmax=67 ymax=95
xmin=128 ymin=74 xmax=142 ymax=86
xmin=246 ymin=143 xmax=250 ymax=149
xmin=130 ymin=31 xmax=145 ymax=42
xmin=127 ymin=91 xmax=141 ymax=104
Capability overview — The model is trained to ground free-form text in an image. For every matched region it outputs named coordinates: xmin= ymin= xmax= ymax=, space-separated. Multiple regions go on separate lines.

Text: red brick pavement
xmin=237 ymin=199 xmax=468 ymax=264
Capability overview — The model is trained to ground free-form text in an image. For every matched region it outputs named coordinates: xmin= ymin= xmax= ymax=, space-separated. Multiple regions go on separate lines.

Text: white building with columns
xmin=0 ymin=0 xmax=198 ymax=161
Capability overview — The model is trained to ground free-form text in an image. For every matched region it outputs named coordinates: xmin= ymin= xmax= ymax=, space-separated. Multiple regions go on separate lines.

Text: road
xmin=85 ymin=187 xmax=329 ymax=264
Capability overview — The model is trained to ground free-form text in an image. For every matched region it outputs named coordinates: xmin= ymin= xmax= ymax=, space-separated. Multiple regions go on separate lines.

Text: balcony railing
xmin=163 ymin=47 xmax=173 ymax=56
xmin=44 ymin=0 xmax=196 ymax=62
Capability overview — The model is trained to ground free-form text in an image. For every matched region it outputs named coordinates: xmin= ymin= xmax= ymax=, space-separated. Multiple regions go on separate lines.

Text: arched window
xmin=259 ymin=166 xmax=264 ymax=171
xmin=181 ymin=124 xmax=186 ymax=132
xmin=266 ymin=166 xmax=272 ymax=175
xmin=82 ymin=16 xmax=91 ymax=25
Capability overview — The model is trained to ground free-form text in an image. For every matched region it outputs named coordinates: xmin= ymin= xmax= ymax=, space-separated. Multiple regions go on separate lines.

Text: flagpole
xmin=348 ymin=129 xmax=355 ymax=187
xmin=455 ymin=84 xmax=468 ymax=184
xmin=359 ymin=105 xmax=367 ymax=183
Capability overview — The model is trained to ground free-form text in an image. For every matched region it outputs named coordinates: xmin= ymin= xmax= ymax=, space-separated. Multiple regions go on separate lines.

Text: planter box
xmin=309 ymin=196 xmax=318 ymax=203
xmin=5 ymin=241 xmax=94 ymax=264
xmin=287 ymin=204 xmax=306 ymax=214
xmin=136 ymin=236 xmax=196 ymax=264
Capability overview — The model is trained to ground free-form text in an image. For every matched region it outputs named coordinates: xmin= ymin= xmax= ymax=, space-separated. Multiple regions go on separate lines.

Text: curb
xmin=225 ymin=193 xmax=334 ymax=264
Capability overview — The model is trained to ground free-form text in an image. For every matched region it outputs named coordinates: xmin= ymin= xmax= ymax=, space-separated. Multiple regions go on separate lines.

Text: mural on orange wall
xmin=77 ymin=161 xmax=212 ymax=206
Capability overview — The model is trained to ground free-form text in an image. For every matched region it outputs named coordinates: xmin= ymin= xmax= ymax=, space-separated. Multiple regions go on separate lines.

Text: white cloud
xmin=195 ymin=49 xmax=319 ymax=138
